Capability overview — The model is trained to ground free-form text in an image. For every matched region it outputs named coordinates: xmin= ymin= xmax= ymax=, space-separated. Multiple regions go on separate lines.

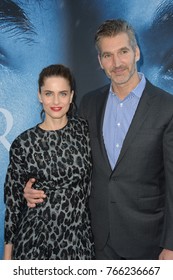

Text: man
xmin=24 ymin=19 xmax=173 ymax=260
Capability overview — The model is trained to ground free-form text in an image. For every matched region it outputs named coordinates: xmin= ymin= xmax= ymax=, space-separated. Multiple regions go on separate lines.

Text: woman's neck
xmin=39 ymin=116 xmax=68 ymax=131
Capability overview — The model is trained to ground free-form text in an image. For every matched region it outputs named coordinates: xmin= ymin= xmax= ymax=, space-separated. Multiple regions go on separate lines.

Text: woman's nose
xmin=53 ymin=94 xmax=59 ymax=104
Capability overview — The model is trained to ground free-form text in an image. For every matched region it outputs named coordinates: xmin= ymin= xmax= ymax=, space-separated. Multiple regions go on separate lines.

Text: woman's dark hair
xmin=38 ymin=64 xmax=77 ymax=120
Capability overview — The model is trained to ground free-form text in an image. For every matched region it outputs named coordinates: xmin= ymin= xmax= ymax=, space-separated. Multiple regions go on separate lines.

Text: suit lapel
xmin=113 ymin=80 xmax=158 ymax=171
xmin=96 ymin=85 xmax=112 ymax=172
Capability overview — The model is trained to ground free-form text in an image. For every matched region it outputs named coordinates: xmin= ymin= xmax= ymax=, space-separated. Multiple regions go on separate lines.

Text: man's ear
xmin=135 ymin=45 xmax=140 ymax=62
xmin=98 ymin=54 xmax=103 ymax=69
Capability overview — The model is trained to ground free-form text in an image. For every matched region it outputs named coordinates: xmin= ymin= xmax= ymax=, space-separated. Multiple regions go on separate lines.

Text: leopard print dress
xmin=4 ymin=117 xmax=95 ymax=259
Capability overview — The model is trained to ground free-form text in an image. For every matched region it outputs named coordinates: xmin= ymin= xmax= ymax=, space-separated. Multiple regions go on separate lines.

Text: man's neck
xmin=112 ymin=73 xmax=141 ymax=100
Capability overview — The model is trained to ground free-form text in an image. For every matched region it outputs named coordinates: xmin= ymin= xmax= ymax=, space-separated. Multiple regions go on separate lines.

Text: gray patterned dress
xmin=4 ymin=117 xmax=95 ymax=259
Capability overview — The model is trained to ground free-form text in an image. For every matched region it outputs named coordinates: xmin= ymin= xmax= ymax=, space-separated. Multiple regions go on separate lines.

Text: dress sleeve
xmin=4 ymin=137 xmax=27 ymax=244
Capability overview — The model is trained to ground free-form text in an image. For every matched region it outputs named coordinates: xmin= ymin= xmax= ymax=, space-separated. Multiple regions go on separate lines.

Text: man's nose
xmin=112 ymin=54 xmax=121 ymax=67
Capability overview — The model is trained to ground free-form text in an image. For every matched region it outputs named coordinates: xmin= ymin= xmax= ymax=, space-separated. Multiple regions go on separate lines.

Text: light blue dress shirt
xmin=103 ymin=73 xmax=146 ymax=169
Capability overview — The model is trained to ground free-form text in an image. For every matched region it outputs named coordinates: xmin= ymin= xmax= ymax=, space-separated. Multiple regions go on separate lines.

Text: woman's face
xmin=38 ymin=76 xmax=74 ymax=123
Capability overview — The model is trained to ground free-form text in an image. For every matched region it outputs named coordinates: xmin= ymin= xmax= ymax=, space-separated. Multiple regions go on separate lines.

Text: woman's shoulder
xmin=70 ymin=116 xmax=88 ymax=127
xmin=10 ymin=125 xmax=38 ymax=147
xmin=69 ymin=117 xmax=90 ymax=137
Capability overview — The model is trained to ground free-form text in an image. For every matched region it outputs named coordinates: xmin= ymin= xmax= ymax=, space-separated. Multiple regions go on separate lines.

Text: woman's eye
xmin=45 ymin=92 xmax=52 ymax=96
xmin=60 ymin=92 xmax=67 ymax=96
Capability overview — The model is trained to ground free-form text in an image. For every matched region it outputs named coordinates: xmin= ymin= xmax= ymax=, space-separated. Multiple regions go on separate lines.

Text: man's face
xmin=98 ymin=34 xmax=140 ymax=88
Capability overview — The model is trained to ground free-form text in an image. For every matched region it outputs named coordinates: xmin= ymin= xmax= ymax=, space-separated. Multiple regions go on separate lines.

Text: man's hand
xmin=23 ymin=178 xmax=46 ymax=208
xmin=159 ymin=249 xmax=173 ymax=260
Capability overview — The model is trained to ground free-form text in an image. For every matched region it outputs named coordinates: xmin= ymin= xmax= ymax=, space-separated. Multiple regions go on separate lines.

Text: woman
xmin=4 ymin=64 xmax=95 ymax=260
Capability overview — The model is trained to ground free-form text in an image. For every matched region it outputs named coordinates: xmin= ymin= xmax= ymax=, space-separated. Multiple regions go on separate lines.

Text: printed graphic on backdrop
xmin=1 ymin=0 xmax=173 ymax=259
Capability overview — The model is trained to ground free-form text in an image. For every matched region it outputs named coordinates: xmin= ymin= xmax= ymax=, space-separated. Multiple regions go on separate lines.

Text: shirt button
xmin=116 ymin=144 xmax=119 ymax=148
xmin=120 ymin=103 xmax=123 ymax=107
xmin=117 ymin=122 xmax=120 ymax=127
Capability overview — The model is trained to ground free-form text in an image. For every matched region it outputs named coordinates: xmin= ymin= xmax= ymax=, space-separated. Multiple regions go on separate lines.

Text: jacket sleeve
xmin=161 ymin=114 xmax=173 ymax=250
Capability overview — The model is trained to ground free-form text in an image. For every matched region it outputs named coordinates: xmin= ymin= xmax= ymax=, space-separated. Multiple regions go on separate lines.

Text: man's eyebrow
xmin=0 ymin=0 xmax=37 ymax=44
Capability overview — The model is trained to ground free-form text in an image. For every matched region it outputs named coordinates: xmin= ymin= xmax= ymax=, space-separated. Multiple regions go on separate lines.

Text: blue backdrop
xmin=1 ymin=0 xmax=173 ymax=259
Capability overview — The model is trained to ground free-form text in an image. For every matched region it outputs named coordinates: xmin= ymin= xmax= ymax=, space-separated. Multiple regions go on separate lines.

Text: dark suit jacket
xmin=79 ymin=79 xmax=173 ymax=259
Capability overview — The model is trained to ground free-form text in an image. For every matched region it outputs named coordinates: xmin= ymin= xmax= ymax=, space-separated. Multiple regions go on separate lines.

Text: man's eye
xmin=120 ymin=49 xmax=128 ymax=55
xmin=104 ymin=54 xmax=111 ymax=58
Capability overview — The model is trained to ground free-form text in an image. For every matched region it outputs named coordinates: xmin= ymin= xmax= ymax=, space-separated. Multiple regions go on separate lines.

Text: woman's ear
xmin=70 ymin=90 xmax=74 ymax=103
xmin=38 ymin=91 xmax=42 ymax=103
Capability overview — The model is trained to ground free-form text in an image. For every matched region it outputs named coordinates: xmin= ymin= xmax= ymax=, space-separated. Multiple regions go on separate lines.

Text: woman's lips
xmin=50 ymin=107 xmax=62 ymax=111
